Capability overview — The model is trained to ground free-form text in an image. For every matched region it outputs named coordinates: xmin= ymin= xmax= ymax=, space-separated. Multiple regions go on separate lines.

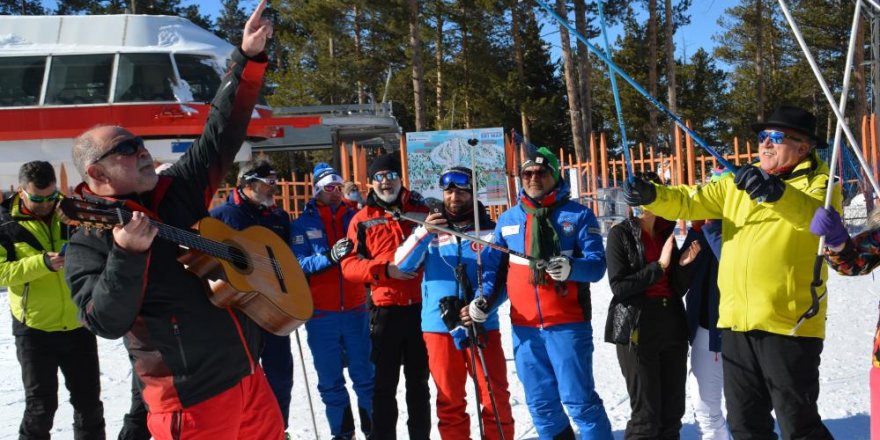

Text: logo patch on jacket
xmin=306 ymin=229 xmax=323 ymax=239
xmin=501 ymin=225 xmax=519 ymax=236
xmin=292 ymin=235 xmax=305 ymax=245
xmin=560 ymin=221 xmax=575 ymax=237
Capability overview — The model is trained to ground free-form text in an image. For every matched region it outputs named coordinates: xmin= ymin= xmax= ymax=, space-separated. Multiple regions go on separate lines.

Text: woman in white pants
xmin=682 ymin=218 xmax=730 ymax=440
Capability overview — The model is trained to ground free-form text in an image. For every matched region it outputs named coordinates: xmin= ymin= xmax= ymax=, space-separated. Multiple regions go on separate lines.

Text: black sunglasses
xmin=93 ymin=137 xmax=145 ymax=164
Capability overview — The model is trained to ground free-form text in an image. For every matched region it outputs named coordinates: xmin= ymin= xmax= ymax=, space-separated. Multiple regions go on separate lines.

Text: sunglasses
xmin=372 ymin=171 xmax=400 ymax=183
xmin=439 ymin=170 xmax=472 ymax=191
xmin=322 ymin=184 xmax=344 ymax=193
xmin=249 ymin=176 xmax=277 ymax=186
xmin=93 ymin=137 xmax=145 ymax=164
xmin=22 ymin=189 xmax=60 ymax=204
xmin=521 ymin=168 xmax=549 ymax=180
xmin=758 ymin=130 xmax=806 ymax=145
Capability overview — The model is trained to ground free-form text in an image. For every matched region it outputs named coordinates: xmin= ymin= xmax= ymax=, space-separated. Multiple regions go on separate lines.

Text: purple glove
xmin=809 ymin=207 xmax=849 ymax=247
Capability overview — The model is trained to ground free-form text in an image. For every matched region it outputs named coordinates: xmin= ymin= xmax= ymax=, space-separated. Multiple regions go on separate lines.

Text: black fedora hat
xmin=751 ymin=105 xmax=828 ymax=149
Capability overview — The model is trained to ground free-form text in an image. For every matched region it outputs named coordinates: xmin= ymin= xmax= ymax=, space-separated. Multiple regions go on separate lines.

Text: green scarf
xmin=521 ymin=193 xmax=568 ymax=285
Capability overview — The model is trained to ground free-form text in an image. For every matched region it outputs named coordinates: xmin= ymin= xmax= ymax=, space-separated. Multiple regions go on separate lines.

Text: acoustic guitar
xmin=60 ymin=197 xmax=313 ymax=336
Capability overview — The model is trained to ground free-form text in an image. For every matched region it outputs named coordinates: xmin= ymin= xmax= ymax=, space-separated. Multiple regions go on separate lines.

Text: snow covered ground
xmin=0 ymin=265 xmax=874 ymax=439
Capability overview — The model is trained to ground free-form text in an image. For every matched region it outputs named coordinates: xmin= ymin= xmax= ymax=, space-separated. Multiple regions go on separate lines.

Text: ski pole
xmin=473 ymin=342 xmax=505 ymax=440
xmin=533 ymin=0 xmax=735 ymax=172
xmin=597 ymin=0 xmax=633 ymax=179
xmin=295 ymin=329 xmax=320 ymax=440
xmin=790 ymin=0 xmax=862 ymax=334
xmin=391 ymin=210 xmax=547 ymax=268
xmin=467 ymin=137 xmax=506 ymax=440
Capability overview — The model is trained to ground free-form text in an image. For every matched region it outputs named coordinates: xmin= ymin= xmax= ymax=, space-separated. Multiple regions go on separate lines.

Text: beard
xmin=375 ymin=187 xmax=401 ymax=204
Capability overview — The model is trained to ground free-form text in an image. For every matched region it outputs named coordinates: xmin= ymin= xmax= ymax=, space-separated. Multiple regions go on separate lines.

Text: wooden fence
xmin=205 ymin=115 xmax=880 ymax=219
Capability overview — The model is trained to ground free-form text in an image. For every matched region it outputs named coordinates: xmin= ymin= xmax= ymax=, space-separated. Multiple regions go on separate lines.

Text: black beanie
xmin=368 ymin=153 xmax=402 ymax=178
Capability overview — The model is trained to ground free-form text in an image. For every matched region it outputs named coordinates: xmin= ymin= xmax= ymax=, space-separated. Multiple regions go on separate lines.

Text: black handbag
xmin=609 ymin=301 xmax=641 ymax=345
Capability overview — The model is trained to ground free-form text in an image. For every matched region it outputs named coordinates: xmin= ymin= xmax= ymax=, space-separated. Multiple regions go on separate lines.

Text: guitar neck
xmin=150 ymin=219 xmax=232 ymax=261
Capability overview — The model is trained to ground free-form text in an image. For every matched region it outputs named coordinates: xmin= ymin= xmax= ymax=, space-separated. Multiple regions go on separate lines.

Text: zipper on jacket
xmin=20 ymin=283 xmax=30 ymax=326
xmin=171 ymin=410 xmax=183 ymax=440
xmin=171 ymin=316 xmax=189 ymax=374
xmin=332 ymin=214 xmax=345 ymax=312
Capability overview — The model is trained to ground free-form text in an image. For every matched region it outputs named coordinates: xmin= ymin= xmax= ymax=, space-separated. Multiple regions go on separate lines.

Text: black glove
xmin=438 ymin=296 xmax=466 ymax=331
xmin=734 ymin=165 xmax=785 ymax=203
xmin=622 ymin=176 xmax=657 ymax=206
xmin=328 ymin=238 xmax=353 ymax=263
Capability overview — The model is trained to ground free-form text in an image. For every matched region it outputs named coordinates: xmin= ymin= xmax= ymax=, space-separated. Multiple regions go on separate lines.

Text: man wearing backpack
xmin=1 ymin=160 xmax=105 ymax=439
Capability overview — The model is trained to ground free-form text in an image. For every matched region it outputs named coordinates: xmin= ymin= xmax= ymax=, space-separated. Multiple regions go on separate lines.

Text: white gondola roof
xmin=0 ymin=15 xmax=234 ymax=63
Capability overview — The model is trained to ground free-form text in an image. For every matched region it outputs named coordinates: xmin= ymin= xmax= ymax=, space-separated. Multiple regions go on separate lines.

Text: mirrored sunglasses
xmin=372 ymin=171 xmax=400 ymax=183
xmin=22 ymin=189 xmax=61 ymax=203
xmin=93 ymin=137 xmax=145 ymax=164
xmin=439 ymin=170 xmax=472 ymax=190
xmin=758 ymin=130 xmax=805 ymax=145
xmin=322 ymin=184 xmax=344 ymax=193
xmin=250 ymin=176 xmax=277 ymax=186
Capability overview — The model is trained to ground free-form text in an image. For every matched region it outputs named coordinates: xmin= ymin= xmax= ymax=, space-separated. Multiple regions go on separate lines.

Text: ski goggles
xmin=758 ymin=130 xmax=806 ymax=145
xmin=22 ymin=189 xmax=61 ymax=204
xmin=372 ymin=171 xmax=400 ymax=183
xmin=93 ymin=137 xmax=144 ymax=164
xmin=439 ymin=170 xmax=472 ymax=191
xmin=321 ymin=183 xmax=344 ymax=193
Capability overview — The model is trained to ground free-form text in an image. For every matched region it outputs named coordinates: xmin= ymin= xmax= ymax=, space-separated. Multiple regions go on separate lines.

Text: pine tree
xmin=215 ymin=0 xmax=248 ymax=44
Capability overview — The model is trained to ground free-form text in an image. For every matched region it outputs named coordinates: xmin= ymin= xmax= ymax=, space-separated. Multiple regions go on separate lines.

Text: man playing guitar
xmin=63 ymin=2 xmax=281 ymax=439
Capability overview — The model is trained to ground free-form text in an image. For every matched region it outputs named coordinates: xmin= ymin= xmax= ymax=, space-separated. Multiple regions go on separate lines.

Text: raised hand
xmin=734 ymin=165 xmax=785 ymax=203
xmin=623 ymin=175 xmax=657 ymax=206
xmin=241 ymin=0 xmax=273 ymax=57
xmin=678 ymin=240 xmax=701 ymax=266
xmin=810 ymin=207 xmax=849 ymax=248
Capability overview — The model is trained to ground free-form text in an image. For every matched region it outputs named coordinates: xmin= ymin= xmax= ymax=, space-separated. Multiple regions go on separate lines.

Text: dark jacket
xmin=682 ymin=221 xmax=723 ymax=352
xmin=210 ymin=189 xmax=290 ymax=241
xmin=604 ymin=217 xmax=690 ymax=345
xmin=65 ymin=47 xmax=268 ymax=413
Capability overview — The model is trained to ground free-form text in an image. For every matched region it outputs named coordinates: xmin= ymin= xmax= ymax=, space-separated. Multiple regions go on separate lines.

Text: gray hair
xmin=72 ymin=124 xmax=115 ymax=180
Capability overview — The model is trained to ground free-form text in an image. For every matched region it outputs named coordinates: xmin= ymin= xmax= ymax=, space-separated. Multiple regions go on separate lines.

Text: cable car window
xmin=115 ymin=53 xmax=176 ymax=103
xmin=45 ymin=54 xmax=113 ymax=105
xmin=174 ymin=54 xmax=222 ymax=103
xmin=0 ymin=57 xmax=46 ymax=107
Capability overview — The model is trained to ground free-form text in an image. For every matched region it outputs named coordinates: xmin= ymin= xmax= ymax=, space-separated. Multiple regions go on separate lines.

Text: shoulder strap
xmin=0 ymin=220 xmax=44 ymax=262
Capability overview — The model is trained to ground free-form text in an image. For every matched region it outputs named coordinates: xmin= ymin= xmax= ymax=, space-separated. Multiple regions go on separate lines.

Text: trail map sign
xmin=405 ymin=128 xmax=508 ymax=205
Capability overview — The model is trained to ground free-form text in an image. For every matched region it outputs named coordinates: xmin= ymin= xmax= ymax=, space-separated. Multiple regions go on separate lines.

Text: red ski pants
xmin=423 ymin=330 xmax=514 ymax=440
xmin=147 ymin=367 xmax=284 ymax=440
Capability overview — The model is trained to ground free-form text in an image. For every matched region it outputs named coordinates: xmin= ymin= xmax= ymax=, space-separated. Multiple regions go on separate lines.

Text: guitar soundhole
xmin=228 ymin=246 xmax=250 ymax=271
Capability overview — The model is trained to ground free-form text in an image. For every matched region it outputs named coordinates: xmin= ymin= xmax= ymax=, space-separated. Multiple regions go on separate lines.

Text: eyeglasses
xmin=372 ymin=171 xmax=400 ymax=183
xmin=521 ymin=168 xmax=548 ymax=180
xmin=22 ymin=189 xmax=60 ymax=204
xmin=758 ymin=130 xmax=806 ymax=145
xmin=93 ymin=137 xmax=145 ymax=164
xmin=322 ymin=184 xmax=344 ymax=193
xmin=439 ymin=170 xmax=472 ymax=191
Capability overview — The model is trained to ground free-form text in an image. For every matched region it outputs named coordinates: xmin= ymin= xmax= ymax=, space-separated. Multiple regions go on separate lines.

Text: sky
xmin=40 ymin=0 xmax=738 ymax=68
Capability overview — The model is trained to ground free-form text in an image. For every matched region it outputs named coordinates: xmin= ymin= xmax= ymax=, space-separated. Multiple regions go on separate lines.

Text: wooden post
xmin=685 ymin=121 xmax=695 ymax=185
xmin=599 ymin=132 xmax=609 ymax=188
xmin=340 ymin=142 xmax=350 ymax=182
xmin=638 ymin=143 xmax=646 ymax=172
xmin=868 ymin=114 xmax=880 ymax=190
xmin=733 ymin=137 xmax=741 ymax=166
xmin=612 ymin=157 xmax=619 ymax=187
xmin=400 ymin=137 xmax=410 ymax=188
xmin=588 ymin=132 xmax=597 ymax=211
xmin=674 ymin=126 xmax=684 ymax=185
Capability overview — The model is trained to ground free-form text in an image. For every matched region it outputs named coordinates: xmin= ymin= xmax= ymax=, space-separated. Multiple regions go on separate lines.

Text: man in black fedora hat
xmin=623 ymin=105 xmax=839 ymax=439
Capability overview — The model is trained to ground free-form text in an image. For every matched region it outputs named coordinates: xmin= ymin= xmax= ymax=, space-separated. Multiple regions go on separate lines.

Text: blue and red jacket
xmin=481 ymin=180 xmax=606 ymax=328
xmin=394 ymin=207 xmax=506 ymax=333
xmin=210 ymin=189 xmax=290 ymax=242
xmin=290 ymin=199 xmax=365 ymax=311
xmin=341 ymin=188 xmax=427 ymax=307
